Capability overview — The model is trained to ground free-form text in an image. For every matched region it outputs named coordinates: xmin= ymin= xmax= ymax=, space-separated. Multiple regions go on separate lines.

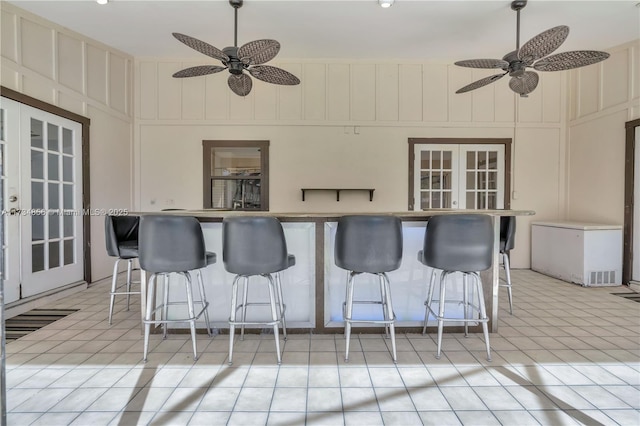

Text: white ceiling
xmin=8 ymin=0 xmax=640 ymax=62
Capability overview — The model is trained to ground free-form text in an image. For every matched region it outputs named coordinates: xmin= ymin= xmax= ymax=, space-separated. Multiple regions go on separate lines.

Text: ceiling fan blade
xmin=172 ymin=32 xmax=229 ymax=63
xmin=533 ymin=50 xmax=610 ymax=71
xmin=455 ymin=72 xmax=507 ymax=94
xmin=518 ymin=26 xmax=569 ymax=65
xmin=172 ymin=65 xmax=227 ymax=78
xmin=238 ymin=39 xmax=281 ymax=65
xmin=228 ymin=73 xmax=253 ymax=96
xmin=509 ymin=71 xmax=539 ymax=96
xmin=248 ymin=65 xmax=300 ymax=86
xmin=454 ymin=59 xmax=509 ymax=69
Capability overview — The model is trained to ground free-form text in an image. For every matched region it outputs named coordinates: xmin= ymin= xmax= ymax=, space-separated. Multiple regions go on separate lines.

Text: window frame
xmin=202 ymin=140 xmax=270 ymax=211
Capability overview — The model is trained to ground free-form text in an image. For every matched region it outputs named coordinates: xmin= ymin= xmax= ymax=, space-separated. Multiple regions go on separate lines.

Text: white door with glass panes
xmin=413 ymin=144 xmax=505 ymax=211
xmin=1 ymin=97 xmax=84 ymax=302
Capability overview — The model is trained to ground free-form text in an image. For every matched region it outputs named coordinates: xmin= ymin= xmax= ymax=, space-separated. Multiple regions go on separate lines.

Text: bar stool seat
xmin=419 ymin=214 xmax=492 ymax=361
xmin=223 ymin=216 xmax=293 ymax=365
xmin=105 ymin=215 xmax=142 ymax=325
xmin=335 ymin=215 xmax=403 ymax=363
xmin=139 ymin=215 xmax=213 ymax=362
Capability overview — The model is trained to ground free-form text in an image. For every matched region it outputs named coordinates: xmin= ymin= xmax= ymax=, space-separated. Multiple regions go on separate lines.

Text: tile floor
xmin=4 ymin=270 xmax=640 ymax=425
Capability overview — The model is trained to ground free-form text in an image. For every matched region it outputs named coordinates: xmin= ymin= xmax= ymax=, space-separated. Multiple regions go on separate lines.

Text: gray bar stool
xmin=105 ymin=215 xmax=141 ymax=325
xmin=335 ymin=215 xmax=403 ymax=363
xmin=139 ymin=215 xmax=213 ymax=361
xmin=223 ymin=216 xmax=293 ymax=365
xmin=500 ymin=216 xmax=516 ymax=314
xmin=419 ymin=214 xmax=492 ymax=361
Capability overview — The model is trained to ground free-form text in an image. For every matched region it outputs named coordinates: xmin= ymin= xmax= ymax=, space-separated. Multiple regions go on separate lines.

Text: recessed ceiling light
xmin=379 ymin=0 xmax=394 ymax=8
xmin=96 ymin=0 xmax=108 ymax=5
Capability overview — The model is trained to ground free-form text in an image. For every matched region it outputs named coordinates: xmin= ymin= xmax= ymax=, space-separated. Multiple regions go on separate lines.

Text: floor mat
xmin=4 ymin=308 xmax=79 ymax=341
xmin=611 ymin=292 xmax=640 ymax=303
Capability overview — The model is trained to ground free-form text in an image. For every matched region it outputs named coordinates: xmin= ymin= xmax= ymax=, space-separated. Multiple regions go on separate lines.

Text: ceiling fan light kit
xmin=454 ymin=0 xmax=610 ymax=97
xmin=172 ymin=0 xmax=300 ymax=97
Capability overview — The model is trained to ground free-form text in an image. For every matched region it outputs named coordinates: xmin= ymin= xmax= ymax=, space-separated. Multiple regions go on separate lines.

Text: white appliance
xmin=531 ymin=221 xmax=623 ymax=287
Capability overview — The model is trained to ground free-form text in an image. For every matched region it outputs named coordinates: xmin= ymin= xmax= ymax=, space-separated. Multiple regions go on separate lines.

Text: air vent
xmin=589 ymin=270 xmax=616 ymax=286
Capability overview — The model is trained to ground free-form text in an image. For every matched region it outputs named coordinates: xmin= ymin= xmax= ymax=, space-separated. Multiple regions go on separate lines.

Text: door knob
xmin=8 ymin=195 xmax=17 ymax=202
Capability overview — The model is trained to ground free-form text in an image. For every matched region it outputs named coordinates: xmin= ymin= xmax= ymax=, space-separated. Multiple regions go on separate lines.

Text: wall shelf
xmin=301 ymin=188 xmax=375 ymax=202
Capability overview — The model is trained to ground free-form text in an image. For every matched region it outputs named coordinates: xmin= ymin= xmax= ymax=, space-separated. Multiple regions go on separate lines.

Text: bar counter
xmin=136 ymin=209 xmax=535 ymax=333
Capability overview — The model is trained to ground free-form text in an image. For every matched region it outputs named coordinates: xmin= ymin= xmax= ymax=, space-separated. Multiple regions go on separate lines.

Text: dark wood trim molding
xmin=1 ymin=86 xmax=92 ymax=283
xmin=623 ymin=118 xmax=640 ymax=284
xmin=408 ymin=138 xmax=512 ymax=211
xmin=202 ymin=140 xmax=270 ymax=211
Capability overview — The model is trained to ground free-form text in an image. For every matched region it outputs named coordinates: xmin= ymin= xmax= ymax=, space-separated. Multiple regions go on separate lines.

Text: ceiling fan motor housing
xmin=222 ymin=46 xmax=245 ymax=75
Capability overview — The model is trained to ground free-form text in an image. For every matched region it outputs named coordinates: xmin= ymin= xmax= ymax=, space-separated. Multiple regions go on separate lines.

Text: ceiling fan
xmin=171 ymin=0 xmax=300 ymax=97
xmin=454 ymin=0 xmax=610 ymax=97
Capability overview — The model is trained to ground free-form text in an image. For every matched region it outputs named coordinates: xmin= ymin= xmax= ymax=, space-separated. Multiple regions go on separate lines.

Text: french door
xmin=633 ymin=127 xmax=640 ymax=282
xmin=1 ymin=97 xmax=84 ymax=303
xmin=413 ymin=144 xmax=505 ymax=211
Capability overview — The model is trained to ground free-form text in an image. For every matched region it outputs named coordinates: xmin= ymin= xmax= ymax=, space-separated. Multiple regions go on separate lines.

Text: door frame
xmin=408 ymin=138 xmax=512 ymax=211
xmin=623 ymin=118 xmax=640 ymax=285
xmin=1 ymin=86 xmax=92 ymax=285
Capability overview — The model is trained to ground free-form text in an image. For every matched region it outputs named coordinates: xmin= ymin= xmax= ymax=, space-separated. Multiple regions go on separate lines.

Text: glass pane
xmin=48 ymin=153 xmax=59 ymax=180
xmin=420 ymin=192 xmax=430 ymax=209
xmin=32 ymin=243 xmax=45 ymax=272
xmin=488 ymin=192 xmax=497 ymax=209
xmin=442 ymin=171 xmax=451 ymax=190
xmin=478 ymin=151 xmax=487 ymax=169
xmin=63 ymin=184 xmax=73 ymax=210
xmin=478 ymin=171 xmax=487 ymax=190
xmin=32 ymin=182 xmax=44 ymax=209
xmin=488 ymin=151 xmax=498 ymax=170
xmin=432 ymin=151 xmax=441 ymax=169
xmin=431 ymin=192 xmax=441 ymax=209
xmin=488 ymin=172 xmax=497 ymax=190
xmin=48 ymin=183 xmax=59 ymax=210
xmin=63 ymin=156 xmax=73 ymax=182
xmin=64 ymin=239 xmax=74 ymax=265
xmin=431 ymin=172 xmax=441 ymax=190
xmin=64 ymin=215 xmax=74 ymax=237
xmin=211 ymin=147 xmax=261 ymax=176
xmin=49 ymin=213 xmax=60 ymax=239
xmin=420 ymin=151 xmax=430 ymax=169
xmin=47 ymin=123 xmax=59 ymax=151
xmin=477 ymin=192 xmax=486 ymax=209
xmin=31 ymin=119 xmax=43 ymax=148
xmin=1 ymin=144 xmax=4 ymax=175
xmin=49 ymin=241 xmax=60 ymax=269
xmin=420 ymin=172 xmax=430 ymax=190
xmin=442 ymin=151 xmax=452 ymax=169
xmin=31 ymin=150 xmax=43 ymax=179
xmin=211 ymin=178 xmax=261 ymax=210
xmin=466 ymin=172 xmax=475 ymax=190
xmin=442 ymin=191 xmax=451 ymax=208
xmin=466 ymin=151 xmax=475 ymax=170
xmin=62 ymin=128 xmax=73 ymax=154
xmin=466 ymin=192 xmax=476 ymax=209
xmin=32 ymin=215 xmax=44 ymax=241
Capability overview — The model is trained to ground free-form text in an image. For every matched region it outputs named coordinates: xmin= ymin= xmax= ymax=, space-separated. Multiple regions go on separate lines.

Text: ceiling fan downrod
xmin=230 ymin=0 xmax=243 ymax=48
xmin=511 ymin=0 xmax=527 ymax=50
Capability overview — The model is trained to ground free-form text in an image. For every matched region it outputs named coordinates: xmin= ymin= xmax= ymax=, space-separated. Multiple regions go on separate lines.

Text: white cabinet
xmin=531 ymin=221 xmax=622 ymax=286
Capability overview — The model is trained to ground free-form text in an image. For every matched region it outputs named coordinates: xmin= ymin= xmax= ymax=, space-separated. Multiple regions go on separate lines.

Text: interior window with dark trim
xmin=203 ymin=140 xmax=269 ymax=211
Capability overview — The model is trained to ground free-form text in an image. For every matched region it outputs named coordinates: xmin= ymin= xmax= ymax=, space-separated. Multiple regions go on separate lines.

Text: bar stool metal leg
xmin=382 ymin=273 xmax=397 ymax=363
xmin=474 ymin=273 xmax=491 ymax=361
xmin=422 ymin=270 xmax=437 ymax=335
xmin=463 ymin=273 xmax=469 ymax=337
xmin=275 ymin=273 xmax=287 ymax=340
xmin=344 ymin=272 xmax=355 ymax=362
xmin=162 ymin=274 xmax=170 ymax=339
xmin=108 ymin=259 xmax=121 ymax=325
xmin=240 ymin=276 xmax=249 ymax=341
xmin=379 ymin=276 xmax=390 ymax=339
xmin=503 ymin=252 xmax=513 ymax=315
xmin=126 ymin=260 xmax=133 ymax=311
xmin=228 ymin=275 xmax=241 ymax=365
xmin=265 ymin=274 xmax=282 ymax=364
xmin=183 ymin=272 xmax=199 ymax=360
xmin=196 ymin=270 xmax=212 ymax=337
xmin=143 ymin=274 xmax=157 ymax=362
xmin=435 ymin=272 xmax=448 ymax=360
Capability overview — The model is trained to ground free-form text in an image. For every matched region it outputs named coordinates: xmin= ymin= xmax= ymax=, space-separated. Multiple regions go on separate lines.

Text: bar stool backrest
xmin=105 ymin=215 xmax=139 ymax=258
xmin=422 ymin=214 xmax=493 ymax=273
xmin=139 ymin=215 xmax=206 ymax=273
xmin=500 ymin=216 xmax=516 ymax=252
xmin=223 ymin=216 xmax=289 ymax=275
xmin=335 ymin=215 xmax=403 ymax=273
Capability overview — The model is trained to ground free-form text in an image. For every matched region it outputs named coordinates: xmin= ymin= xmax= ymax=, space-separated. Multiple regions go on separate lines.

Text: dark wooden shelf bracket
xmin=301 ymin=188 xmax=375 ymax=202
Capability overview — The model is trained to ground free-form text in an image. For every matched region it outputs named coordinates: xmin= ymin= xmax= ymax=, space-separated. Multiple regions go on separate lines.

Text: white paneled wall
xmin=0 ymin=3 xmax=134 ymax=282
xmin=568 ymin=40 xmax=640 ymax=225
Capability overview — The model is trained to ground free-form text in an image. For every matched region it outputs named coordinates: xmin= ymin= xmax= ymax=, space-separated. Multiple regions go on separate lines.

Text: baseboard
xmin=629 ymin=281 xmax=640 ymax=292
xmin=5 ymin=281 xmax=88 ymax=319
